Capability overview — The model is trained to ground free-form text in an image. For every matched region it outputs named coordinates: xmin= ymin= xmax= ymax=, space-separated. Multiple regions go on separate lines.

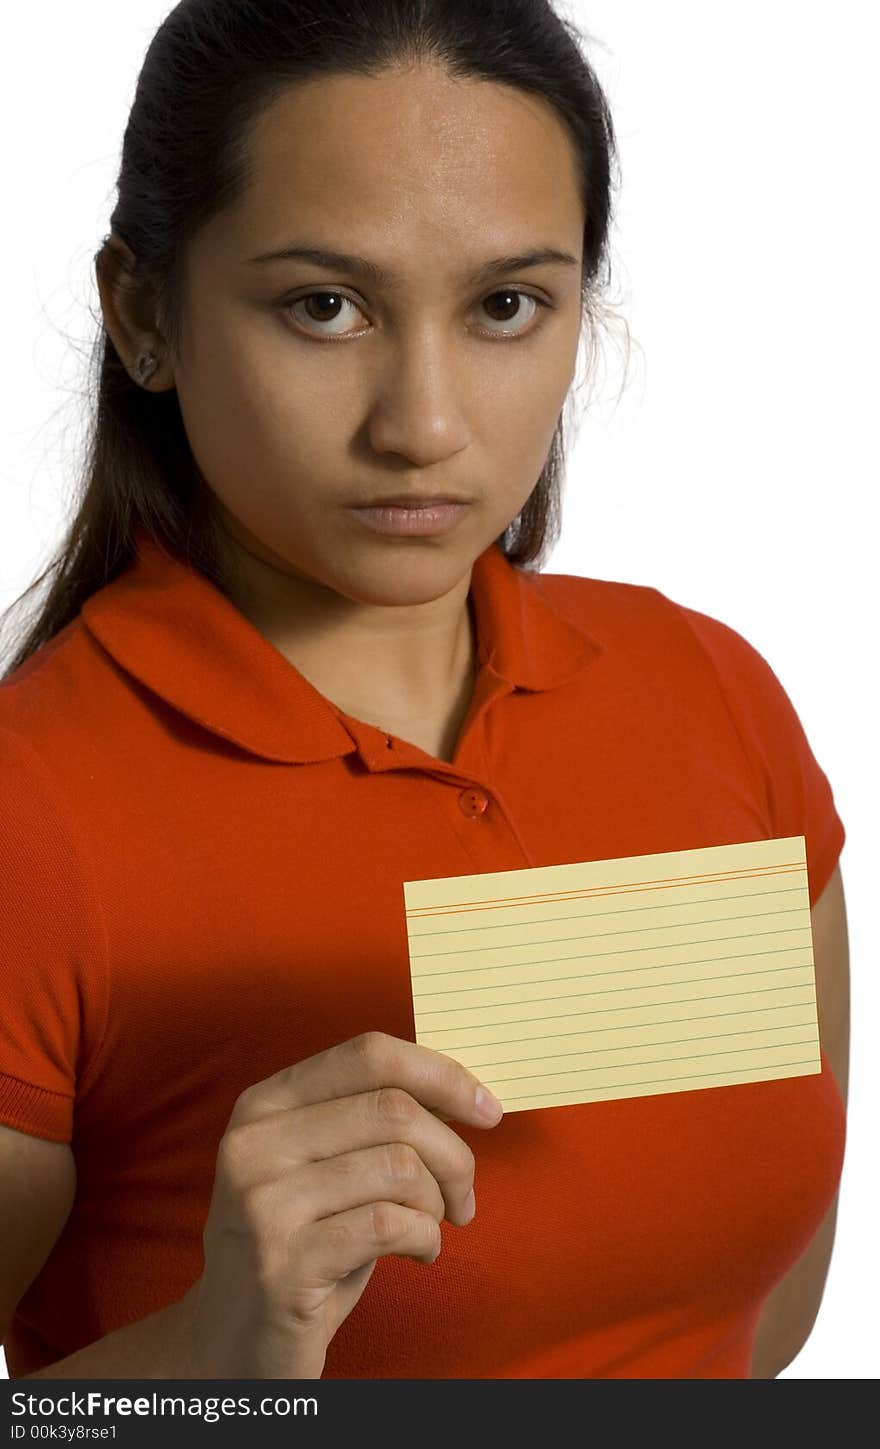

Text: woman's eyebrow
xmin=243 ymin=242 xmax=579 ymax=288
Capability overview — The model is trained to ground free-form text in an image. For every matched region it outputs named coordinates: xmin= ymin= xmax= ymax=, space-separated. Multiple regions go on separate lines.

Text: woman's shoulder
xmin=0 ymin=615 xmax=120 ymax=851
xmin=532 ymin=564 xmax=760 ymax=666
xmin=532 ymin=565 xmax=816 ymax=754
xmin=0 ymin=612 xmax=110 ymax=751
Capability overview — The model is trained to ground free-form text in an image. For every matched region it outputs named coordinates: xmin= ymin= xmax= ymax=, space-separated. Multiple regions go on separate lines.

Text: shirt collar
xmin=81 ymin=525 xmax=604 ymax=765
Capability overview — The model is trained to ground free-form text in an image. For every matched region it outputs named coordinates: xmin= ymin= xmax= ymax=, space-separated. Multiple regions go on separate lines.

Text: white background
xmin=1 ymin=1 xmax=877 ymax=1379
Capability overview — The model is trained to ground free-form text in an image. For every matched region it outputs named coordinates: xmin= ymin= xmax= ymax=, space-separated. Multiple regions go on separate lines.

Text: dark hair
xmin=1 ymin=0 xmax=625 ymax=681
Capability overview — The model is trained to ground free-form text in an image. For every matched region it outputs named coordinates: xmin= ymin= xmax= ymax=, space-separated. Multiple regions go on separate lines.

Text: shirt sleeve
xmin=0 ymin=724 xmax=109 ymax=1143
xmin=668 ymin=601 xmax=846 ymax=909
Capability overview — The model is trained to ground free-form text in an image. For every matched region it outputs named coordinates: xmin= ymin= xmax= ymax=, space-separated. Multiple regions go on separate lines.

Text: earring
xmin=134 ymin=351 xmax=159 ymax=385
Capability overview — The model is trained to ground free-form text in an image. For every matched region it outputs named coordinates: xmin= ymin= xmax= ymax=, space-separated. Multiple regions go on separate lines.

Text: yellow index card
xmin=404 ymin=836 xmax=821 ymax=1113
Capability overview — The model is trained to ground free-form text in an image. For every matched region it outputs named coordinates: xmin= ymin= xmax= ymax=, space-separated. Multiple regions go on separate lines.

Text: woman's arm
xmin=748 ymin=862 xmax=850 ymax=1378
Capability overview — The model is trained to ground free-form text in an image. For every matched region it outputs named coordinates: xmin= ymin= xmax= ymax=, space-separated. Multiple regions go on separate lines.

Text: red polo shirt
xmin=0 ymin=526 xmax=846 ymax=1378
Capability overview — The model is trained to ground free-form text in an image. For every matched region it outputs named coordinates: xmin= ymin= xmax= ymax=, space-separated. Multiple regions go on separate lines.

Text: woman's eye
xmin=283 ymin=288 xmax=549 ymax=339
xmin=479 ymin=290 xmax=545 ymax=334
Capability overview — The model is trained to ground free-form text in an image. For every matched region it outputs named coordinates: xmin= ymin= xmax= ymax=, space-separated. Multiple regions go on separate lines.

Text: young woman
xmin=0 ymin=0 xmax=848 ymax=1381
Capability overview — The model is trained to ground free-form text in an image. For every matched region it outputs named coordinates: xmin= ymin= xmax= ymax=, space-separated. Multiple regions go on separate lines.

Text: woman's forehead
xmin=245 ymin=63 xmax=582 ymax=198
xmin=213 ymin=68 xmax=583 ymax=268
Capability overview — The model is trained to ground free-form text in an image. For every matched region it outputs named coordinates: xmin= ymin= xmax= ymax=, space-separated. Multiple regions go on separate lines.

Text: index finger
xmin=353 ymin=1033 xmax=505 ymax=1126
xmin=235 ymin=1030 xmax=504 ymax=1128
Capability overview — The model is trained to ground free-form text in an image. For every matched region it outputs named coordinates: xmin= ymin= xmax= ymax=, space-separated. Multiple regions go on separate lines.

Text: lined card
xmin=404 ymin=836 xmax=821 ymax=1113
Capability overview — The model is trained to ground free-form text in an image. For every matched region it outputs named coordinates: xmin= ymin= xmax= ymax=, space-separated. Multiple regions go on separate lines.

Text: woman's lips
xmin=346 ymin=501 xmax=471 ymax=536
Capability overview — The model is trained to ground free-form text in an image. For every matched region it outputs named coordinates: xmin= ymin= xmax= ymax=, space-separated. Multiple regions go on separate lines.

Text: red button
xmin=459 ymin=787 xmax=489 ymax=818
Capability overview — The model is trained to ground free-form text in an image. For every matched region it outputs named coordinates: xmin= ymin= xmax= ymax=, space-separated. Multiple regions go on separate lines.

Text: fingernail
xmin=463 ymin=1188 xmax=476 ymax=1222
xmin=475 ymin=1085 xmax=504 ymax=1124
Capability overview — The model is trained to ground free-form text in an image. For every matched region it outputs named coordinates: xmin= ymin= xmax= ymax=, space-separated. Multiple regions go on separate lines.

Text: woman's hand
xmin=182 ymin=1031 xmax=504 ymax=1379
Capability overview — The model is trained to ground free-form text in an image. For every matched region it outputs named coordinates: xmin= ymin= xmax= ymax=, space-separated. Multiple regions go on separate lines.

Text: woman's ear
xmin=95 ymin=233 xmax=174 ymax=391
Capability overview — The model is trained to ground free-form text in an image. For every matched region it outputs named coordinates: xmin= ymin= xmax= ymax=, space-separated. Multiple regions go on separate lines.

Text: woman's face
xmin=173 ymin=60 xmax=586 ymax=610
